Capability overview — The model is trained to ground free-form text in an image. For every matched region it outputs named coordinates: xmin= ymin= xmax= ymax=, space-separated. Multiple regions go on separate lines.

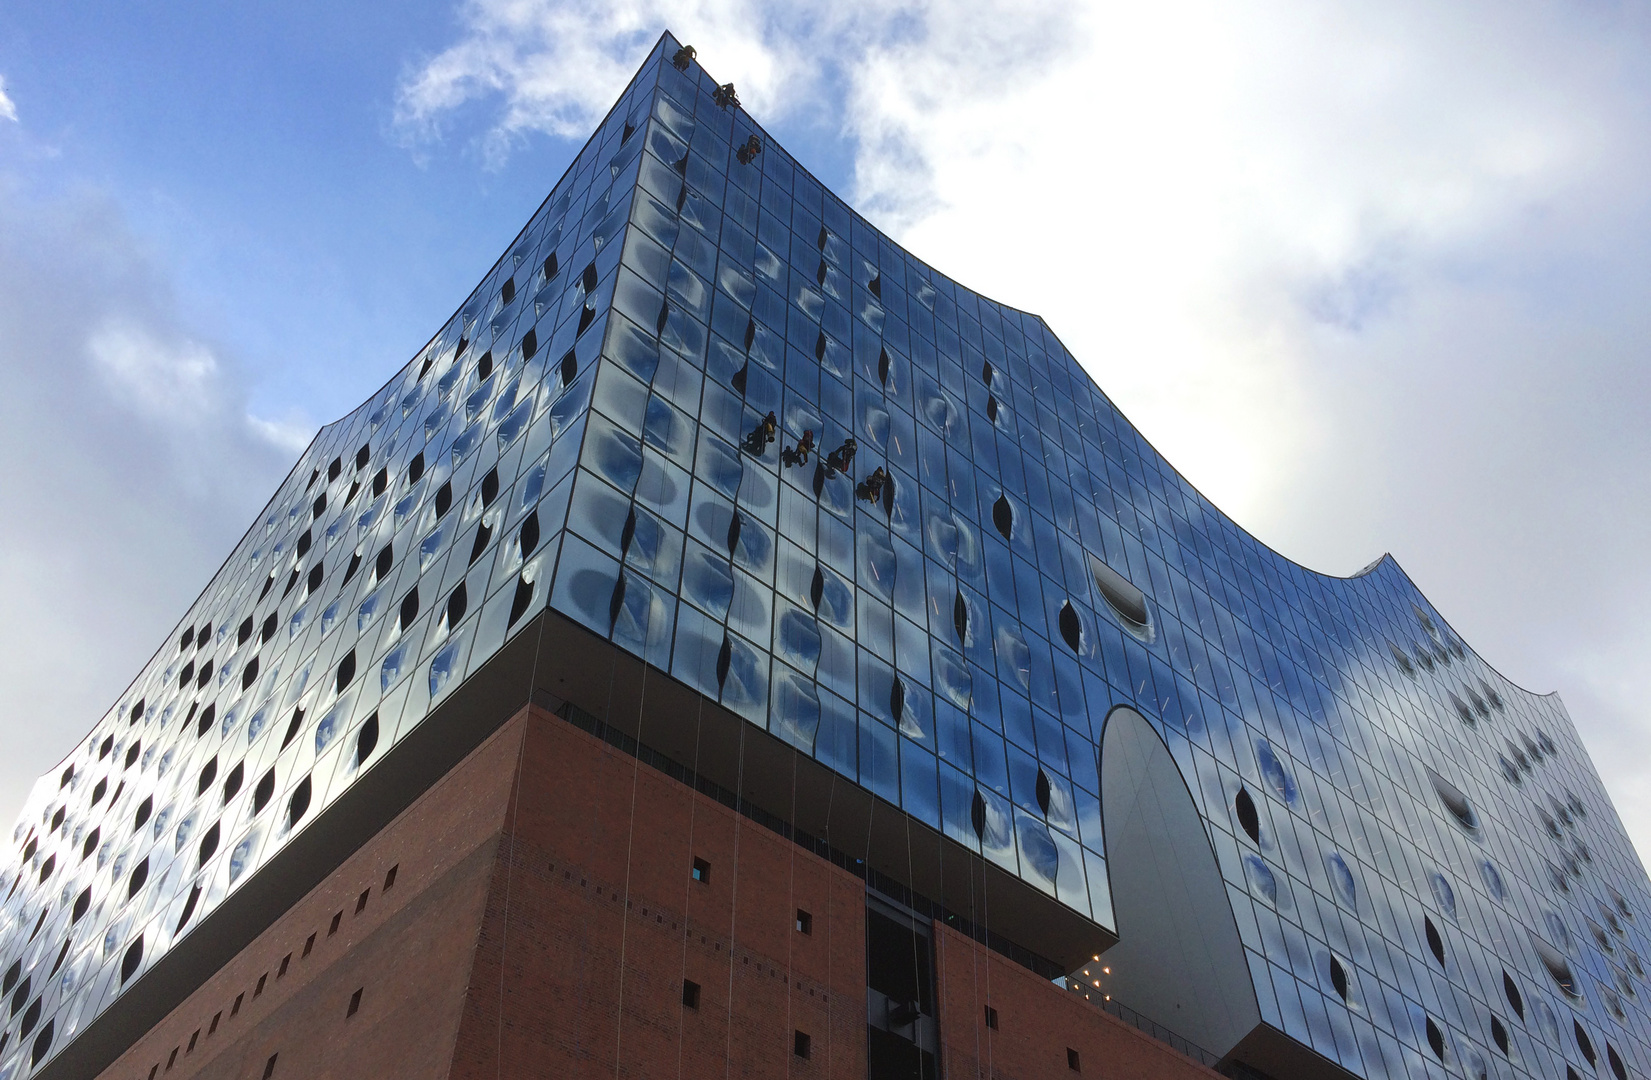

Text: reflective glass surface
xmin=2 ymin=34 xmax=1649 ymax=1080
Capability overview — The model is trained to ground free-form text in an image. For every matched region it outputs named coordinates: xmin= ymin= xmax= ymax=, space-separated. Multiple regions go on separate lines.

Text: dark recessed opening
xmin=447 ymin=583 xmax=468 ymax=627
xmin=355 ymin=444 xmax=370 ymax=471
xmin=582 ymin=263 xmax=598 ymax=293
xmin=985 ymin=1005 xmax=998 ymax=1030
xmin=796 ymin=909 xmax=812 ymax=934
xmin=124 ymin=742 xmax=139 ymax=769
xmin=1058 ymin=601 xmax=1082 ymax=653
xmin=263 ymin=1052 xmax=277 ymax=1079
xmin=196 ymin=659 xmax=213 ymax=690
xmin=1425 ymin=917 xmax=1445 ymax=967
xmin=521 ymin=328 xmax=537 ymax=360
xmin=91 ymin=778 xmax=106 ymax=805
xmin=434 ymin=482 xmax=453 ymax=520
xmin=1532 ymin=932 xmax=1580 ymax=997
xmin=253 ymin=769 xmax=276 ymax=814
xmin=481 ymin=467 xmax=500 ymax=506
xmin=347 ymin=987 xmax=362 ymax=1018
xmin=543 ymin=251 xmax=558 ymax=279
xmin=197 ymin=704 xmax=216 ymax=738
xmin=329 ymin=911 xmax=341 ymax=935
xmin=222 ymin=762 xmax=244 ymax=803
xmin=1089 ymin=555 xmax=1150 ymax=632
xmin=336 ymin=650 xmax=357 ymax=694
xmin=991 ymin=495 xmax=1013 ymax=540
xmin=1491 ymin=1016 xmax=1509 ymax=1055
xmin=374 ymin=544 xmax=393 ymax=582
xmin=176 ymin=884 xmax=201 ymax=932
xmin=237 ymin=616 xmax=254 ymax=645
xmin=72 ymin=888 xmax=90 ymax=923
xmin=120 ymin=937 xmax=144 ymax=983
xmin=1575 ymin=1021 xmax=1596 ymax=1067
xmin=560 ymin=349 xmax=578 ymax=388
xmin=682 ymin=980 xmax=701 ymax=1009
xmin=508 ymin=576 xmax=535 ymax=626
xmin=128 ymin=857 xmax=149 ymax=899
xmin=197 ymin=757 xmax=217 ymax=796
xmin=1427 ymin=769 xmax=1480 ymax=834
xmin=281 ymin=706 xmax=305 ymax=750
xmin=197 ymin=822 xmax=219 ymax=865
xmin=242 ymin=655 xmax=260 ymax=690
xmin=1425 ymin=1017 xmax=1445 ymax=1061
xmin=793 ymin=1031 xmax=811 ymax=1059
xmin=1609 ymin=1043 xmax=1627 ymax=1080
xmin=287 ymin=775 xmax=312 ymax=828
xmin=303 ymin=933 xmax=315 ymax=958
xmin=134 ymin=796 xmax=152 ymax=832
xmin=371 ymin=467 xmax=388 ymax=498
xmin=399 ymin=587 xmax=419 ymax=632
xmin=469 ymin=520 xmax=493 ymax=565
xmin=99 ymin=736 xmax=112 ymax=760
xmin=518 ymin=511 xmax=540 ymax=558
xmin=692 ymin=857 xmax=710 ymax=883
xmin=501 ymin=278 xmax=515 ymax=305
xmin=355 ymin=713 xmax=379 ymax=767
xmin=384 ymin=864 xmax=398 ymax=890
xmin=81 ymin=827 xmax=99 ymax=861
xmin=30 ymin=1019 xmax=52 ymax=1067
xmin=1067 ymin=1047 xmax=1081 ymax=1072
xmin=1329 ymin=956 xmax=1349 ymax=1001
xmin=356 ymin=889 xmax=369 ymax=914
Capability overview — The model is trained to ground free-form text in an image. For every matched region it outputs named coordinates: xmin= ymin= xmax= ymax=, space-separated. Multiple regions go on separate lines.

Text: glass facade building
xmin=3 ymin=32 xmax=1649 ymax=1080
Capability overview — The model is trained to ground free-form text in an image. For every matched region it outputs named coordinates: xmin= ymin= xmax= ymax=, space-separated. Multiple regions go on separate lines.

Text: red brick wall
xmin=96 ymin=704 xmax=526 ymax=1080
xmin=449 ymin=705 xmax=866 ymax=1080
xmin=933 ymin=922 xmax=1220 ymax=1080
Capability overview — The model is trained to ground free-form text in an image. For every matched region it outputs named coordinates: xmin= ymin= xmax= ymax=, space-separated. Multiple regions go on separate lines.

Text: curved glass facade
xmin=2 ymin=33 xmax=1648 ymax=1080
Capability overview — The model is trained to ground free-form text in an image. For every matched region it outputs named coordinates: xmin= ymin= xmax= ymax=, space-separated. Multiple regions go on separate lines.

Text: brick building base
xmin=95 ymin=705 xmax=1218 ymax=1080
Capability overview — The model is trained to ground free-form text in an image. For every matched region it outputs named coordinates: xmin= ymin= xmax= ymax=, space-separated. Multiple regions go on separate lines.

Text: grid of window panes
xmin=2 ymin=34 xmax=1649 ymax=1080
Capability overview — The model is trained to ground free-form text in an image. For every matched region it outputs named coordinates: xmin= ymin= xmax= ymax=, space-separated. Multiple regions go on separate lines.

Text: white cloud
xmin=0 ymin=184 xmax=310 ymax=823
xmin=0 ymin=78 xmax=16 ymax=124
xmin=398 ymin=0 xmax=1651 ymax=865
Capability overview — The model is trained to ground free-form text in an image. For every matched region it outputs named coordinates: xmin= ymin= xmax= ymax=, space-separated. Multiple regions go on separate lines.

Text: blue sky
xmin=5 ymin=0 xmax=1651 ymax=863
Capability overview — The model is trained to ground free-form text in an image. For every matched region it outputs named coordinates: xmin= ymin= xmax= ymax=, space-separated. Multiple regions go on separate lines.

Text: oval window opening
xmin=120 ymin=936 xmax=143 ymax=983
xmin=1425 ymin=917 xmax=1446 ymax=968
xmin=356 ymin=713 xmax=380 ymax=768
xmin=1058 ymin=602 xmax=1082 ymax=653
xmin=1575 ymin=1021 xmax=1596 ymax=1068
xmin=1089 ymin=555 xmax=1151 ymax=638
xmin=1427 ymin=768 xmax=1480 ymax=835
xmin=1531 ymin=933 xmax=1581 ymax=998
xmin=253 ymin=769 xmax=276 ymax=814
xmin=1491 ymin=1017 xmax=1509 ymax=1056
xmin=1329 ymin=956 xmax=1349 ymax=1002
xmin=1503 ymin=972 xmax=1523 ymax=1018
xmin=1234 ymin=787 xmax=1260 ymax=844
xmin=991 ymin=496 xmax=1013 ymax=541
xmin=1425 ymin=1017 xmax=1445 ymax=1061
xmin=287 ymin=775 xmax=312 ymax=828
xmin=1609 ymin=1044 xmax=1627 ymax=1080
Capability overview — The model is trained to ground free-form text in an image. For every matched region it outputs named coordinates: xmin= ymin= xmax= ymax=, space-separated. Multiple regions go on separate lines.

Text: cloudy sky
xmin=2 ymin=0 xmax=1650 ymax=862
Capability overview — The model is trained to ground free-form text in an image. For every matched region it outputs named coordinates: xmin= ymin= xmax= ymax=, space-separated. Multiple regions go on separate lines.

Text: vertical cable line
xmin=495 ymin=586 xmax=551 ymax=1080
xmin=673 ymin=691 xmax=708 ymax=1080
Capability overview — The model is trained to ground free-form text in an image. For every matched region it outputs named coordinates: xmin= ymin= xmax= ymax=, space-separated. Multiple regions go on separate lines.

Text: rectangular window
xmin=682 ymin=979 xmax=701 ymax=1009
xmin=303 ymin=933 xmax=316 ymax=958
xmin=187 ymin=1031 xmax=199 ymax=1053
xmin=356 ymin=889 xmax=370 ymax=914
xmin=1067 ymin=1047 xmax=1081 ymax=1072
xmin=277 ymin=954 xmax=291 ymax=978
xmin=793 ymin=1031 xmax=812 ymax=1059
xmin=167 ymin=1048 xmax=178 ymax=1070
xmin=384 ymin=864 xmax=399 ymax=890
xmin=692 ymin=857 xmax=711 ymax=883
xmin=796 ymin=909 xmax=813 ymax=935
xmin=985 ymin=1005 xmax=998 ymax=1030
xmin=329 ymin=912 xmax=342 ymax=936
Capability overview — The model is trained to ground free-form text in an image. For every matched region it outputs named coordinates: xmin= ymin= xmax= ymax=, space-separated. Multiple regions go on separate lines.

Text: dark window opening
xmin=120 ymin=936 xmax=144 ymax=983
xmin=312 ymin=493 xmax=327 ymax=520
xmin=372 ymin=467 xmax=388 ymax=498
xmin=237 ymin=616 xmax=254 ymax=645
xmin=343 ymin=547 xmax=363 ymax=585
xmin=1067 ymin=1047 xmax=1081 ymax=1072
xmin=1576 ymin=1021 xmax=1596 ymax=1067
xmin=477 ymin=350 xmax=493 ymax=380
xmin=434 ymin=481 xmax=453 ymax=519
xmin=328 ymin=457 xmax=342 ymax=482
xmin=796 ymin=909 xmax=813 ymax=935
xmin=1425 ymin=917 xmax=1445 ymax=967
xmin=578 ymin=302 xmax=595 ymax=336
xmin=1425 ymin=1017 xmax=1445 ymax=1061
xmin=481 ymin=466 xmax=500 ymax=506
xmin=128 ymin=857 xmax=149 ymax=898
xmin=355 ymin=444 xmax=370 ymax=471
xmin=447 ymin=583 xmax=468 ymax=627
xmin=1090 ymin=555 xmax=1150 ymax=630
xmin=1329 ymin=956 xmax=1349 ymax=1001
xmin=242 ymin=655 xmax=261 ymax=690
xmin=345 ymin=479 xmax=359 ymax=505
xmin=1503 ymin=972 xmax=1523 ymax=1018
xmin=408 ymin=452 xmax=426 ymax=486
xmin=682 ymin=980 xmax=701 ymax=1009
xmin=985 ymin=1005 xmax=998 ymax=1030
xmin=176 ymin=885 xmax=201 ymax=933
xmin=356 ymin=889 xmax=369 ymax=914
xmin=560 ymin=349 xmax=578 ymax=387
xmin=233 ymin=993 xmax=243 ymax=1016
xmin=222 ymin=762 xmax=244 ymax=803
xmin=692 ymin=858 xmax=710 ymax=883
xmin=1057 ymin=601 xmax=1082 ymax=653
xmin=302 ymin=933 xmax=315 ymax=958
xmin=991 ymin=495 xmax=1013 ymax=540
xmin=197 ymin=822 xmax=220 ymax=864
xmin=257 ymin=972 xmax=268 ymax=994
xmin=508 ymin=576 xmax=535 ymax=626
xmin=1427 ymin=768 xmax=1479 ymax=833
xmin=288 ymin=775 xmax=312 ymax=827
xmin=29 ymin=1020 xmax=52 ymax=1067
xmin=281 ymin=706 xmax=305 ymax=750
xmin=374 ymin=544 xmax=393 ymax=582
xmin=867 ymin=907 xmax=933 ymax=1015
xmin=543 ymin=251 xmax=559 ymax=280
xmin=209 ymin=1011 xmax=219 ymax=1035
xmin=521 ymin=328 xmax=537 ymax=360
xmin=124 ymin=741 xmax=140 ymax=769
xmin=336 ymin=649 xmax=357 ymax=693
xmin=793 ymin=1031 xmax=811 ymax=1059
xmin=347 ymin=988 xmax=363 ymax=1018
xmin=81 ymin=827 xmax=99 ymax=861
xmin=356 ymin=713 xmax=380 ymax=767
xmin=501 ymin=277 xmax=515 ymax=305
xmin=384 ymin=864 xmax=399 ymax=890
xmin=329 ymin=911 xmax=341 ymax=936
xmin=1491 ymin=1016 xmax=1509 ymax=1055
xmin=581 ymin=262 xmax=599 ymax=293
xmin=262 ymin=1052 xmax=278 ymax=1079
xmin=197 ymin=703 xmax=216 ymax=738
xmin=197 ymin=757 xmax=218 ymax=796
xmin=134 ymin=796 xmax=153 ymax=831
xmin=91 ymin=778 xmax=107 ymax=805
xmin=254 ymin=768 xmax=276 ymax=814
xmin=469 ymin=521 xmax=493 ymax=565
xmin=99 ymin=736 xmax=113 ymax=760
xmin=1609 ymin=1043 xmax=1627 ymax=1080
